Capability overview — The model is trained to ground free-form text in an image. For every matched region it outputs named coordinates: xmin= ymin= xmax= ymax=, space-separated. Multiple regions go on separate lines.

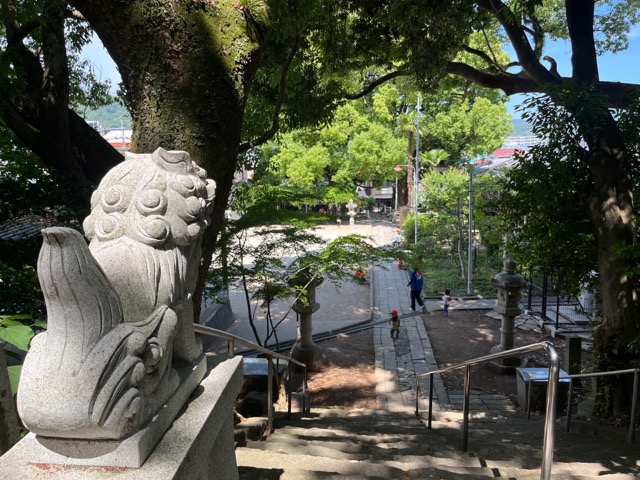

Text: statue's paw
xmin=126 ymin=331 xmax=148 ymax=357
xmin=143 ymin=340 xmax=163 ymax=372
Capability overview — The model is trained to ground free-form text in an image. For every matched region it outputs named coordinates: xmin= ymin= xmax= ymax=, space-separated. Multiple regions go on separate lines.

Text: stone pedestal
xmin=489 ymin=259 xmax=526 ymax=374
xmin=347 ymin=199 xmax=357 ymax=229
xmin=293 ymin=298 xmax=320 ymax=367
xmin=291 ymin=275 xmax=323 ymax=368
xmin=0 ymin=357 xmax=243 ymax=480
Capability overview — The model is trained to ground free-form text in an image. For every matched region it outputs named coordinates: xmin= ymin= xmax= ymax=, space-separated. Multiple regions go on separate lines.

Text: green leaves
xmin=499 ymin=95 xmax=599 ymax=288
xmin=0 ymin=315 xmax=35 ymax=352
xmin=424 ymin=96 xmax=513 ymax=158
xmin=0 ymin=314 xmax=38 ymax=394
xmin=7 ymin=366 xmax=22 ymax=395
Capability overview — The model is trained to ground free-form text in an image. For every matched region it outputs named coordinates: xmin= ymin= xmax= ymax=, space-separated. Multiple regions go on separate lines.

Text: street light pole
xmin=393 ymin=164 xmax=408 ymax=224
xmin=394 ymin=172 xmax=398 ymax=221
xmin=467 ymin=158 xmax=475 ymax=295
xmin=414 ymin=94 xmax=421 ymax=245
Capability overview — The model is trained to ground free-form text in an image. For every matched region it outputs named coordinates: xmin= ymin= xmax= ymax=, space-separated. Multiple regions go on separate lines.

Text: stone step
xmin=238 ymin=443 xmax=638 ymax=480
xmin=270 ymin=424 xmax=460 ymax=450
xmin=236 ymin=448 xmax=511 ymax=479
xmin=243 ymin=435 xmax=475 ymax=464
xmin=238 ymin=408 xmax=639 ymax=478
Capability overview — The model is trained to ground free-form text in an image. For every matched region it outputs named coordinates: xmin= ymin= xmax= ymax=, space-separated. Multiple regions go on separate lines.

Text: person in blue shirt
xmin=407 ymin=266 xmax=428 ymax=313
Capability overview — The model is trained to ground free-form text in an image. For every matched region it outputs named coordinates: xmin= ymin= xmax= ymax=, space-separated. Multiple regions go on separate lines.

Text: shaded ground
xmin=425 ymin=310 xmax=566 ymax=406
xmin=301 ymin=329 xmax=376 ymax=409
xmin=299 ymin=310 xmax=578 ymax=410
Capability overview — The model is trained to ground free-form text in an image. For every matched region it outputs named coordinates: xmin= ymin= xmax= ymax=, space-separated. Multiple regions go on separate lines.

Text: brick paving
xmin=371 ymin=260 xmax=518 ymax=417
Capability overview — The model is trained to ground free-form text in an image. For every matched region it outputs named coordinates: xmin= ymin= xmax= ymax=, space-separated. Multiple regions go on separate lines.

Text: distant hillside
xmin=82 ymin=103 xmax=132 ymax=130
xmin=84 ymin=101 xmax=532 ymax=140
xmin=511 ymin=117 xmax=533 ymax=137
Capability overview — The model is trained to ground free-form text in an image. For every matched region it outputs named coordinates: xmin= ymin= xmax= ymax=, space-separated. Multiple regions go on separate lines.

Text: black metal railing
xmin=194 ymin=324 xmax=308 ymax=435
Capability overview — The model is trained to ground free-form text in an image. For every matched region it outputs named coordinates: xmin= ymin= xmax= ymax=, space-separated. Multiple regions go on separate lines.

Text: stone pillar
xmin=565 ymin=335 xmax=582 ymax=389
xmin=291 ymin=275 xmax=323 ymax=367
xmin=565 ymin=335 xmax=582 ymax=375
xmin=490 ymin=259 xmax=526 ymax=373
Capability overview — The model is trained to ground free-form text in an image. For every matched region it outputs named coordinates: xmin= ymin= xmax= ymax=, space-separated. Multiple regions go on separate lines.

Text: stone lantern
xmin=290 ymin=270 xmax=324 ymax=367
xmin=346 ymin=199 xmax=358 ymax=228
xmin=490 ymin=259 xmax=526 ymax=373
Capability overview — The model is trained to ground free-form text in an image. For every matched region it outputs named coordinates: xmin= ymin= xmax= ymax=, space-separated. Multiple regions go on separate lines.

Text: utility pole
xmin=414 ymin=95 xmax=421 ymax=245
xmin=467 ymin=158 xmax=475 ymax=295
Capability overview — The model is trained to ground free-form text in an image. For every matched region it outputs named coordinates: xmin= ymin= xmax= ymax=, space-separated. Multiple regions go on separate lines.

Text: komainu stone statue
xmin=17 ymin=148 xmax=215 ymax=443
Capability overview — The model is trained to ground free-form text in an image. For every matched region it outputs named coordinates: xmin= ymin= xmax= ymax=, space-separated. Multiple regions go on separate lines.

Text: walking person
xmin=389 ymin=309 xmax=400 ymax=339
xmin=442 ymin=289 xmax=453 ymax=316
xmin=407 ymin=266 xmax=428 ymax=313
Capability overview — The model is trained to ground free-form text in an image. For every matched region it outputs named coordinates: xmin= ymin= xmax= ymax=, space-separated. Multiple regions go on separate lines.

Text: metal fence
xmin=521 ymin=275 xmax=598 ymax=334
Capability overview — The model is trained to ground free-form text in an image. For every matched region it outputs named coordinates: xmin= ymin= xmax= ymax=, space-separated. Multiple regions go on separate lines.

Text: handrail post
xmin=462 ymin=364 xmax=471 ymax=452
xmin=428 ymin=373 xmax=434 ymax=429
xmin=540 ymin=343 xmax=558 ymax=480
xmin=630 ymin=369 xmax=638 ymax=444
xmin=527 ymin=379 xmax=532 ymax=420
xmin=566 ymin=378 xmax=573 ymax=432
xmin=267 ymin=357 xmax=274 ymax=435
xmin=227 ymin=338 xmax=235 ymax=358
xmin=287 ymin=361 xmax=293 ymax=419
xmin=302 ymin=366 xmax=308 ymax=413
xmin=415 ymin=382 xmax=421 ymax=417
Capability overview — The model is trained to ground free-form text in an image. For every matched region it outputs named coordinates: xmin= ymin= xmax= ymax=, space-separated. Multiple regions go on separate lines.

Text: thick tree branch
xmin=0 ymin=99 xmax=41 ymax=151
xmin=8 ymin=18 xmax=40 ymax=43
xmin=566 ymin=0 xmax=599 ymax=83
xmin=68 ymin=110 xmax=123 ymax=182
xmin=65 ymin=8 xmax=84 ymax=21
xmin=238 ymin=38 xmax=300 ymax=153
xmin=445 ymin=60 xmax=639 ymax=109
xmin=345 ymin=66 xmax=411 ymax=100
xmin=479 ymin=25 xmax=506 ymax=73
xmin=445 ymin=61 xmax=539 ymax=95
xmin=462 ymin=45 xmax=506 ymax=73
xmin=475 ymin=0 xmax=557 ymax=87
xmin=41 ymin=0 xmax=87 ymax=182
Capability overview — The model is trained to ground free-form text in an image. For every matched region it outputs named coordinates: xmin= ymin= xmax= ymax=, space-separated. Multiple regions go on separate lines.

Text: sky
xmin=81 ymin=24 xmax=640 ymax=120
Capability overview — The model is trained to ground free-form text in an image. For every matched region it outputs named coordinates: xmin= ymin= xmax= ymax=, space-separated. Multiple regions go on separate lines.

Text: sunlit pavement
xmin=211 ymin=216 xmax=397 ymax=352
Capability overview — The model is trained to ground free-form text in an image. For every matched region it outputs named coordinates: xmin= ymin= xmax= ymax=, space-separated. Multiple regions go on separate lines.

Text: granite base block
xmin=0 ymin=356 xmax=243 ymax=480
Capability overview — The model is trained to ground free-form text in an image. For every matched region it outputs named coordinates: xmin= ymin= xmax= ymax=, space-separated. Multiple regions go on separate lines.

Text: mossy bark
xmin=582 ymin=113 xmax=640 ymax=416
xmin=72 ymin=0 xmax=265 ymax=318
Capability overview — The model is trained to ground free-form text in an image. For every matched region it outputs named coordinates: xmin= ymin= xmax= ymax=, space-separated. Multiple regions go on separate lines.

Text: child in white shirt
xmin=442 ymin=290 xmax=453 ymax=316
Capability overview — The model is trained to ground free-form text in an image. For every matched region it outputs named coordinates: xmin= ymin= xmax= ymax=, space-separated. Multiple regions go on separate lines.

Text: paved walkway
xmin=371 ymin=261 xmax=519 ymax=417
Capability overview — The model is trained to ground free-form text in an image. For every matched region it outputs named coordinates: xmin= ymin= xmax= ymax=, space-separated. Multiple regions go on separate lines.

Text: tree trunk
xmin=0 ymin=0 xmax=122 ymax=183
xmin=582 ymin=114 xmax=640 ymax=415
xmin=0 ymin=355 xmax=20 ymax=454
xmin=71 ymin=1 xmax=263 ymax=320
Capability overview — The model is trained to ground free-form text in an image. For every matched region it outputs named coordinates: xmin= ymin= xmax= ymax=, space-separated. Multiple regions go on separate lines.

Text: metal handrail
xmin=562 ymin=368 xmax=639 ymax=444
xmin=415 ymin=341 xmax=559 ymax=480
xmin=194 ymin=324 xmax=308 ymax=434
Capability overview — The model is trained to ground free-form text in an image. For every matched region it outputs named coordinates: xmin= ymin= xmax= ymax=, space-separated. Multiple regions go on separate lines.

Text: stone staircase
xmin=235 ymin=407 xmax=639 ymax=479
